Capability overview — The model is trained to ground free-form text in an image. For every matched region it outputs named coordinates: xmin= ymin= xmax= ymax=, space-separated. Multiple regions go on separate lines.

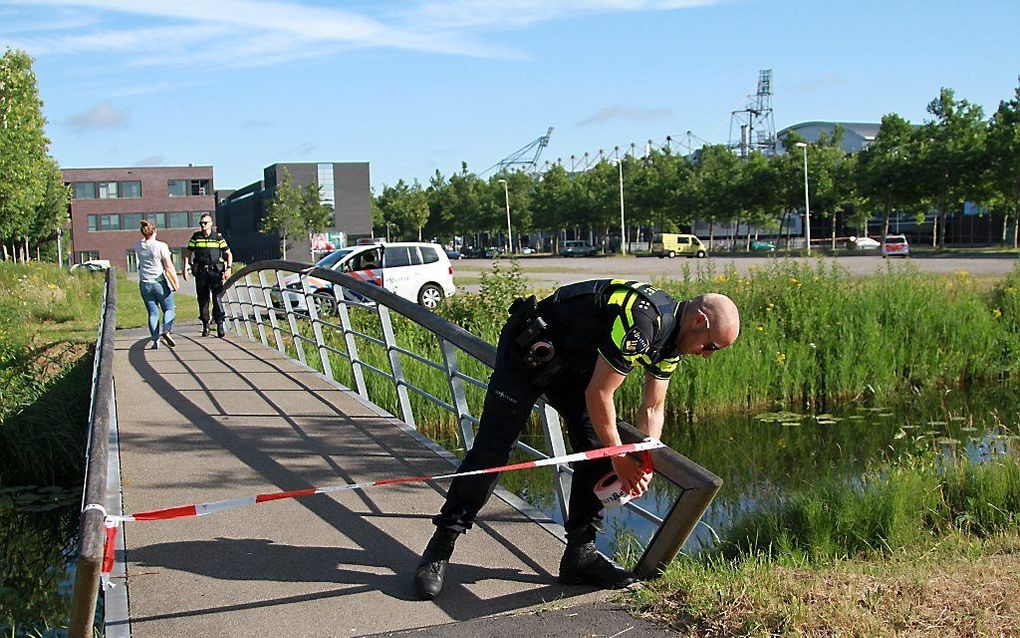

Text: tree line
xmin=374 ymin=82 xmax=1020 ymax=251
xmin=0 ymin=49 xmax=69 ymax=262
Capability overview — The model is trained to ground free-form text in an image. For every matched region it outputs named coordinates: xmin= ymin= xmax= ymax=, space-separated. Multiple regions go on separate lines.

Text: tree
xmin=857 ymin=114 xmax=918 ymax=247
xmin=0 ymin=49 xmax=53 ymax=261
xmin=987 ymin=79 xmax=1020 ymax=247
xmin=299 ymin=182 xmax=334 ymax=260
xmin=29 ymin=160 xmax=70 ymax=253
xmin=261 ymin=169 xmax=302 ymax=259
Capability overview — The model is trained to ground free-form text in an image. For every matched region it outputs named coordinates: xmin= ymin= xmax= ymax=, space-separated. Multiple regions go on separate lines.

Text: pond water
xmin=511 ymin=381 xmax=1020 ymax=558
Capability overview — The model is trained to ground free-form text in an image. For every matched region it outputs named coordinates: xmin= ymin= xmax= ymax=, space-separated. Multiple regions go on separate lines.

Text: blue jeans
xmin=139 ymin=278 xmax=175 ymax=342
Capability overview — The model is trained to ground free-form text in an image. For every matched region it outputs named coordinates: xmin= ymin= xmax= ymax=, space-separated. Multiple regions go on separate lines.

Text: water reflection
xmin=0 ymin=486 xmax=79 ymax=636
xmin=510 ymin=382 xmax=1020 ymax=557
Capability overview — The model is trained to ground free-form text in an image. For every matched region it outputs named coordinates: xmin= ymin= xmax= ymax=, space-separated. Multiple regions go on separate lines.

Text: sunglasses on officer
xmin=698 ymin=309 xmax=722 ymax=353
xmin=200 ymin=220 xmax=212 ymax=226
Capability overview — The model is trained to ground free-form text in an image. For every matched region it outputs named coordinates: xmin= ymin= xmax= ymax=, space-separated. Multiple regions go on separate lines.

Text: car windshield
xmin=315 ymin=249 xmax=354 ymax=269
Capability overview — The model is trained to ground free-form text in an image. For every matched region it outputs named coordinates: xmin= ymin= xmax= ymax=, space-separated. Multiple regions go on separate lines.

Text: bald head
xmin=676 ymin=293 xmax=740 ymax=358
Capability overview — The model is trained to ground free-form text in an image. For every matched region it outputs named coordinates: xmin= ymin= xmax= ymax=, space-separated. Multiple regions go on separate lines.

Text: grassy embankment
xmin=0 ymin=262 xmax=198 ymax=634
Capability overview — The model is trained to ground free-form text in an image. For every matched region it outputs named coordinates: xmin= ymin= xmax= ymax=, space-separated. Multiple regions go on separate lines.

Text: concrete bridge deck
xmin=109 ymin=322 xmax=619 ymax=636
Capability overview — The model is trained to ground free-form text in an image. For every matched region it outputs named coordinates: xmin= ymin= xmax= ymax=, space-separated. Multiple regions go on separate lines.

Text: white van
xmin=277 ymin=242 xmax=456 ymax=311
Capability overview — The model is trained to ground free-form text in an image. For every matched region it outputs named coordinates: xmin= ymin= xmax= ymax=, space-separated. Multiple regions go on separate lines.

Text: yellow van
xmin=651 ymin=233 xmax=707 ymax=258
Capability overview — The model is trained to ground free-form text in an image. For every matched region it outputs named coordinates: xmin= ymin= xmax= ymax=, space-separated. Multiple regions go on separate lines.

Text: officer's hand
xmin=224 ymin=267 xmax=232 ymax=279
xmin=181 ymin=270 xmax=188 ymax=281
xmin=611 ymin=454 xmax=652 ymax=497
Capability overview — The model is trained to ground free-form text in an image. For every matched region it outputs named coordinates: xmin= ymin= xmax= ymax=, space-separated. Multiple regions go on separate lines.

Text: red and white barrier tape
xmin=87 ymin=439 xmax=664 ymax=576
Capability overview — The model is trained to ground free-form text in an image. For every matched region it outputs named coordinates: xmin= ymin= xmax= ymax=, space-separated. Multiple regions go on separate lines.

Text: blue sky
xmin=3 ymin=0 xmax=1019 ymax=192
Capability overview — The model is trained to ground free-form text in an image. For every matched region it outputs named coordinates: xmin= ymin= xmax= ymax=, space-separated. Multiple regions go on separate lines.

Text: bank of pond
xmin=1 ymin=260 xmax=1019 ymax=634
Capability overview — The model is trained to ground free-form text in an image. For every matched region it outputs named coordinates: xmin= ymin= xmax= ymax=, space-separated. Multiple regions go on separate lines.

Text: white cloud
xmin=67 ymin=101 xmax=130 ymax=132
xmin=577 ymin=105 xmax=673 ymax=126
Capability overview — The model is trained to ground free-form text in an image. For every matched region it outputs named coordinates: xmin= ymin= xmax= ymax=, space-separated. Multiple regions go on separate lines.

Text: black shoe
xmin=161 ymin=332 xmax=176 ymax=348
xmin=558 ymin=542 xmax=638 ymax=589
xmin=201 ymin=323 xmax=210 ymax=337
xmin=413 ymin=528 xmax=459 ymax=600
xmin=216 ymin=322 xmax=225 ymax=338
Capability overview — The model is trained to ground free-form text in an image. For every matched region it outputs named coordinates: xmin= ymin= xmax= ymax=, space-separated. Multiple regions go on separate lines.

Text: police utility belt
xmin=508 ymin=296 xmax=567 ymax=388
xmin=193 ymin=261 xmax=225 ymax=274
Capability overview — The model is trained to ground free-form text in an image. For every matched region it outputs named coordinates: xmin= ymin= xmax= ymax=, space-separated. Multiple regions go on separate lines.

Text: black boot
xmin=201 ymin=322 xmax=210 ymax=337
xmin=414 ymin=527 xmax=459 ymax=600
xmin=216 ymin=322 xmax=225 ymax=338
xmin=558 ymin=542 xmax=638 ymax=589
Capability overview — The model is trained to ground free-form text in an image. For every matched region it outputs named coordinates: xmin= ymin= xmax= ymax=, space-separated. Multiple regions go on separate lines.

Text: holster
xmin=507 ymin=296 xmax=567 ymax=388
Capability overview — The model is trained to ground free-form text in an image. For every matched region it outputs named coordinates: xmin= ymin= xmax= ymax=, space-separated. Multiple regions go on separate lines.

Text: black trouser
xmin=433 ymin=310 xmax=612 ymax=546
xmin=195 ymin=267 xmax=225 ymax=325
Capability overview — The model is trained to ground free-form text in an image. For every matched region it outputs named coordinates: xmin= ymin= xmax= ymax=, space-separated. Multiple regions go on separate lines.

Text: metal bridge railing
xmin=70 ymin=268 xmax=117 ymax=638
xmin=221 ymin=260 xmax=722 ymax=578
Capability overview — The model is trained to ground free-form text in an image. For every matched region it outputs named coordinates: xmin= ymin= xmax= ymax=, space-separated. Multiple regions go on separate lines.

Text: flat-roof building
xmin=63 ymin=165 xmax=216 ymax=271
xmin=776 ymin=121 xmax=881 ymax=154
xmin=217 ymin=162 xmax=372 ymax=263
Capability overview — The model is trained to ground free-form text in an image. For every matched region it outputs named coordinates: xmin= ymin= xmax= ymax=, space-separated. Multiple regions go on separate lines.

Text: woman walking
xmin=135 ymin=220 xmax=178 ymax=349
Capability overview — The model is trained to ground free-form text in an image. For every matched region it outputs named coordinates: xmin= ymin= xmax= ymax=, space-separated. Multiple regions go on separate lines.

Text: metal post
xmin=275 ymin=270 xmax=307 ymax=365
xmin=57 ymin=228 xmax=63 ymax=267
xmin=800 ymin=143 xmax=811 ymax=255
xmin=245 ymin=274 xmax=269 ymax=347
xmin=237 ymin=279 xmax=256 ymax=342
xmin=336 ymin=296 xmax=367 ymax=399
xmin=300 ymin=273 xmax=333 ymax=380
xmin=258 ymin=270 xmax=285 ymax=353
xmin=538 ymin=401 xmax=571 ymax=524
xmin=225 ymin=286 xmax=244 ymax=337
xmin=440 ymin=338 xmax=475 ymax=451
xmin=378 ymin=304 xmax=415 ymax=429
xmin=613 ymin=159 xmax=626 ymax=254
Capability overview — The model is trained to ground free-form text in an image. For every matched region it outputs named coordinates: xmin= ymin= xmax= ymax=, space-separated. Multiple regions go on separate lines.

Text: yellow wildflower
xmin=755 ymin=324 xmax=764 ymax=332
xmin=775 ymin=352 xmax=787 ymax=365
xmin=993 ymin=308 xmax=1002 ymax=319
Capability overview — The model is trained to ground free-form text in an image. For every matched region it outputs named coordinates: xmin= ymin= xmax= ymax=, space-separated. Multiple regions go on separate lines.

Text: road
xmin=451 ymin=252 xmax=1019 ymax=292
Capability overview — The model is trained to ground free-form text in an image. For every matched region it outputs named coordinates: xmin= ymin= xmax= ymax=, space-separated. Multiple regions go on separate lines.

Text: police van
xmin=276 ymin=242 xmax=456 ymax=312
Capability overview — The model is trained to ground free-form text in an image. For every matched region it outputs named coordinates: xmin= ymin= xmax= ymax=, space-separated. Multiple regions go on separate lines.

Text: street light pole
xmin=56 ymin=228 xmax=63 ymax=268
xmin=612 ymin=159 xmax=626 ymax=255
xmin=795 ymin=142 xmax=811 ymax=255
xmin=498 ymin=178 xmax=512 ymax=254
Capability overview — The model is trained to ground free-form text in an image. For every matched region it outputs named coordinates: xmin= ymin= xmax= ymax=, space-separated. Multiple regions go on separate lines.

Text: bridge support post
xmin=225 ymin=286 xmax=244 ymax=337
xmin=237 ymin=279 xmax=256 ymax=342
xmin=337 ymin=297 xmax=368 ymax=399
xmin=538 ymin=401 xmax=571 ymax=524
xmin=300 ymin=272 xmax=334 ymax=380
xmin=245 ymin=274 xmax=269 ymax=347
xmin=378 ymin=305 xmax=415 ymax=429
xmin=440 ymin=338 xmax=474 ymax=451
xmin=258 ymin=270 xmax=285 ymax=353
xmin=275 ymin=270 xmax=307 ymax=365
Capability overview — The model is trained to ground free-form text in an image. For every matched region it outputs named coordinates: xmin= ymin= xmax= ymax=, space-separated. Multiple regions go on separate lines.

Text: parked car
xmin=882 ymin=234 xmax=910 ymax=258
xmin=559 ymin=240 xmax=599 ymax=257
xmin=848 ymin=236 xmax=880 ymax=250
xmin=520 ymin=246 xmax=536 ymax=254
xmin=444 ymin=248 xmax=463 ymax=260
xmin=274 ymin=242 xmax=456 ymax=311
xmin=749 ymin=240 xmax=776 ymax=252
xmin=484 ymin=247 xmax=505 ymax=258
xmin=70 ymin=259 xmax=111 ymax=272
xmin=651 ymin=233 xmax=707 ymax=258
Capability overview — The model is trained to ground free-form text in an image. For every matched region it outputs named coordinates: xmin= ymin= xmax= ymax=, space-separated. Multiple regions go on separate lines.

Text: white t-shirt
xmin=135 ymin=239 xmax=172 ymax=283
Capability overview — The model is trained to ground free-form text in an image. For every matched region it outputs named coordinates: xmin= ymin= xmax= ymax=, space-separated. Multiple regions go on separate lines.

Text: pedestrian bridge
xmin=71 ymin=263 xmax=721 ymax=637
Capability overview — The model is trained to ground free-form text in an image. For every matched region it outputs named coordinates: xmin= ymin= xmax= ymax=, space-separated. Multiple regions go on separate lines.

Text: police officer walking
xmin=182 ymin=213 xmax=233 ymax=337
xmin=413 ymin=279 xmax=740 ymax=600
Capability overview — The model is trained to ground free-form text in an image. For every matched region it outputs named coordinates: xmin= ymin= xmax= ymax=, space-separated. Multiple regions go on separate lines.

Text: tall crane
xmin=482 ymin=127 xmax=554 ymax=177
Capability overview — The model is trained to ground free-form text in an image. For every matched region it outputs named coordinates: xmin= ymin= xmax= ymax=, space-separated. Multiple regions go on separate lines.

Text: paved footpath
xmin=111 ymin=322 xmax=668 ymax=636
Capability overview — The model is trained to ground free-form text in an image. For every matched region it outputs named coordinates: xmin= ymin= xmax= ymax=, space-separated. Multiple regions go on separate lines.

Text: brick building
xmin=63 ymin=165 xmax=215 ymax=271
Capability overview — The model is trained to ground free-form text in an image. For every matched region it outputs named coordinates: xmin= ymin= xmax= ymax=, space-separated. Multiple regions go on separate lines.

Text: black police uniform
xmin=433 ymin=279 xmax=684 ymax=546
xmin=187 ymin=230 xmax=230 ymax=330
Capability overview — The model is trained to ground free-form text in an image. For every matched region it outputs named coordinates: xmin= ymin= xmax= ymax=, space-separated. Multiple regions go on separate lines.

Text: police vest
xmin=187 ymin=231 xmax=228 ymax=266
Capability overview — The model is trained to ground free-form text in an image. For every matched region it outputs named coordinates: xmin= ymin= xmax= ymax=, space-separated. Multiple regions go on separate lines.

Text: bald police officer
xmin=183 ymin=213 xmax=233 ymax=337
xmin=413 ymin=279 xmax=740 ymax=600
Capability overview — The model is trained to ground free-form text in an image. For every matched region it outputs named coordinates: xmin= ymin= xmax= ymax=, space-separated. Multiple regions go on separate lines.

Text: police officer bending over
xmin=182 ymin=213 xmax=233 ymax=337
xmin=413 ymin=280 xmax=740 ymax=600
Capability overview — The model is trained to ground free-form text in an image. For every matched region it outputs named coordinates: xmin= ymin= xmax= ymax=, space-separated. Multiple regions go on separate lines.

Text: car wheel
xmin=696 ymin=250 xmax=707 ymax=258
xmin=312 ymin=292 xmax=337 ymax=317
xmin=418 ymin=283 xmax=444 ymax=309
xmin=668 ymin=250 xmax=676 ymax=259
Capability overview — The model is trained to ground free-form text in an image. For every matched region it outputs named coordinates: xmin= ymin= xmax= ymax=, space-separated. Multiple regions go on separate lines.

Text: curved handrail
xmin=221 ymin=260 xmax=722 ymax=578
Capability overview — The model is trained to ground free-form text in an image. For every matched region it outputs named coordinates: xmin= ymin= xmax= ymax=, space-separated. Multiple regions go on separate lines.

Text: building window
xmin=123 ymin=213 xmax=143 ymax=230
xmin=317 ymin=164 xmax=335 ymax=209
xmin=74 ymin=182 xmax=96 ymax=199
xmin=97 ymin=214 xmax=121 ymax=231
xmin=98 ymin=182 xmax=119 ymax=199
xmin=190 ymin=211 xmax=212 ymax=227
xmin=121 ymin=181 xmax=142 ymax=198
xmin=169 ymin=248 xmax=184 ymax=272
xmin=78 ymin=250 xmax=99 ymax=263
xmin=168 ymin=211 xmax=189 ymax=228
xmin=126 ymin=250 xmax=138 ymax=273
xmin=87 ymin=215 xmax=98 ymax=232
xmin=146 ymin=212 xmax=166 ymax=229
xmin=168 ymin=180 xmax=188 ymax=197
xmin=190 ymin=179 xmax=210 ymax=196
